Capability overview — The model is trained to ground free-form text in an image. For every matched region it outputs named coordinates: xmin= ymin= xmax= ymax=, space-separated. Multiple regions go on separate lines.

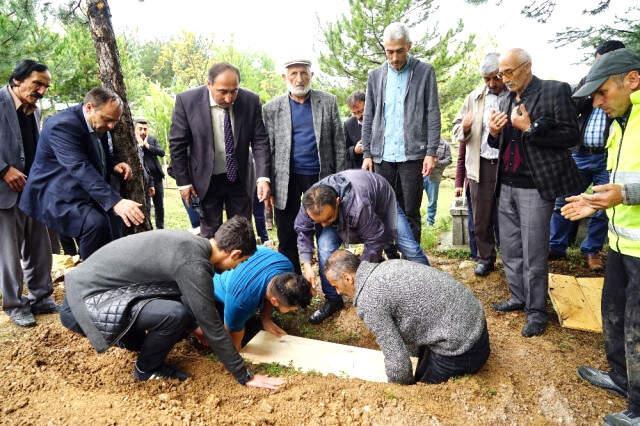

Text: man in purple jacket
xmin=294 ymin=169 xmax=429 ymax=323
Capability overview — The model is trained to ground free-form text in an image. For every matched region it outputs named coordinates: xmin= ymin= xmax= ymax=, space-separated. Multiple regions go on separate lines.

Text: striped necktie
xmin=223 ymin=108 xmax=238 ymax=182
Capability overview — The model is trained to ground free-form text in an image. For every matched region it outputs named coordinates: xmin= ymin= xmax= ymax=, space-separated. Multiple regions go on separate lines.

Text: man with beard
xmin=0 ymin=59 xmax=57 ymax=327
xmin=262 ymin=59 xmax=345 ymax=324
xmin=452 ymin=53 xmax=507 ymax=276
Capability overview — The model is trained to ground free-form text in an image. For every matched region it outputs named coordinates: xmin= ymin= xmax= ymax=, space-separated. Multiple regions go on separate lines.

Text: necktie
xmin=223 ymin=108 xmax=238 ymax=182
xmin=92 ymin=132 xmax=107 ymax=177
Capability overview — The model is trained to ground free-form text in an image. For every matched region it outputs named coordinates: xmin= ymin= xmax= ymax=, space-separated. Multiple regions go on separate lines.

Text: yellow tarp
xmin=51 ymin=254 xmax=80 ymax=283
xmin=548 ymin=273 xmax=604 ymax=333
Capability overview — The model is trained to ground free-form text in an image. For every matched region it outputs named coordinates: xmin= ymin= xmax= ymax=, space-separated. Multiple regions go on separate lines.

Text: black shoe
xmin=604 ymin=410 xmax=640 ymax=426
xmin=474 ymin=263 xmax=494 ymax=276
xmin=309 ymin=299 xmax=344 ymax=325
xmin=9 ymin=311 xmax=36 ymax=327
xmin=548 ymin=250 xmax=567 ymax=260
xmin=133 ymin=363 xmax=189 ymax=382
xmin=31 ymin=301 xmax=60 ymax=315
xmin=492 ymin=299 xmax=525 ymax=312
xmin=577 ymin=366 xmax=627 ymax=398
xmin=521 ymin=321 xmax=547 ymax=337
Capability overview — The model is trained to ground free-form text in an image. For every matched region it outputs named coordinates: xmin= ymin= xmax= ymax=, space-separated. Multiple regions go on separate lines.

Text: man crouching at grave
xmin=192 ymin=246 xmax=313 ymax=350
xmin=59 ymin=216 xmax=283 ymax=389
xmin=294 ymin=169 xmax=429 ymax=324
xmin=325 ymin=250 xmax=490 ymax=384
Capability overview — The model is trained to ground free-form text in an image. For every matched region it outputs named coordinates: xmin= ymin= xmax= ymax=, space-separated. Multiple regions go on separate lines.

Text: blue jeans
xmin=423 ymin=174 xmax=442 ymax=226
xmin=549 ymin=152 xmax=609 ymax=255
xmin=181 ymin=198 xmax=201 ymax=229
xmin=252 ymin=193 xmax=269 ymax=243
xmin=317 ymin=204 xmax=430 ymax=301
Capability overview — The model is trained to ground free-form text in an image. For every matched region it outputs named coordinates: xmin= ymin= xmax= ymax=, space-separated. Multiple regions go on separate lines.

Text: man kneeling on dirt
xmin=59 ymin=216 xmax=283 ymax=389
xmin=294 ymin=169 xmax=429 ymax=325
xmin=324 ymin=250 xmax=490 ymax=384
xmin=193 ymin=246 xmax=313 ymax=350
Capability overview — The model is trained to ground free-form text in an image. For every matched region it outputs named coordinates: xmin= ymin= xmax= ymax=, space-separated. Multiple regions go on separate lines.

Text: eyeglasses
xmin=497 ymin=61 xmax=529 ymax=79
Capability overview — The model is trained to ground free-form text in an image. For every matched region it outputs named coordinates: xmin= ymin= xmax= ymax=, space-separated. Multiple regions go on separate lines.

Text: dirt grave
xmin=0 ymin=255 xmax=622 ymax=425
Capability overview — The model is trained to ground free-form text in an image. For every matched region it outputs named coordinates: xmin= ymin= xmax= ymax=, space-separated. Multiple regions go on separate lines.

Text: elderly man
xmin=324 ymin=250 xmax=489 ymax=385
xmin=453 ymin=53 xmax=508 ymax=276
xmin=263 ymin=59 xmax=345 ymax=275
xmin=344 ymin=91 xmax=365 ymax=169
xmin=0 ymin=60 xmax=57 ymax=327
xmin=548 ymin=40 xmax=625 ymax=271
xmin=169 ymin=62 xmax=271 ymax=238
xmin=294 ymin=169 xmax=428 ymax=323
xmin=136 ymin=118 xmax=165 ymax=229
xmin=561 ymin=49 xmax=640 ymax=426
xmin=488 ymin=48 xmax=582 ymax=337
xmin=20 ymin=87 xmax=144 ymax=260
xmin=362 ymin=22 xmax=441 ymax=243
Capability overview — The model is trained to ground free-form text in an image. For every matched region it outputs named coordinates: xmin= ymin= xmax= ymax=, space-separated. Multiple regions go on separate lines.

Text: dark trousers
xmin=60 ymin=297 xmax=196 ymax=373
xmin=214 ymin=300 xmax=262 ymax=347
xmin=415 ymin=323 xmax=490 ymax=384
xmin=200 ymin=174 xmax=252 ymax=239
xmin=253 ymin=193 xmax=269 ymax=243
xmin=375 ymin=160 xmax=424 ymax=243
xmin=275 ymin=173 xmax=319 ymax=274
xmin=151 ymin=180 xmax=165 ymax=229
xmin=466 ymin=186 xmax=478 ymax=259
xmin=603 ymin=248 xmax=640 ymax=414
xmin=77 ymin=208 xmax=119 ymax=260
xmin=468 ymin=158 xmax=499 ymax=265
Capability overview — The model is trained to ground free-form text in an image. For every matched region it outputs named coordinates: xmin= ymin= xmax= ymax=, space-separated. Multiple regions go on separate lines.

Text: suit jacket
xmin=344 ymin=116 xmax=363 ymax=169
xmin=0 ymin=85 xmax=41 ymax=209
xmin=19 ymin=104 xmax=121 ymax=237
xmin=169 ymin=86 xmax=270 ymax=199
xmin=489 ymin=76 xmax=583 ymax=201
xmin=141 ymin=135 xmax=165 ymax=181
xmin=263 ymin=90 xmax=346 ymax=210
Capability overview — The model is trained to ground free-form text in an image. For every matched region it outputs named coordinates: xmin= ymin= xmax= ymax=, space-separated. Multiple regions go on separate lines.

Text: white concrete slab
xmin=241 ymin=331 xmax=418 ymax=383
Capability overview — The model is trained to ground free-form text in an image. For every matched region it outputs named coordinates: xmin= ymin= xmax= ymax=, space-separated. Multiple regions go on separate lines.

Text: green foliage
xmin=319 ymin=0 xmax=479 ymax=135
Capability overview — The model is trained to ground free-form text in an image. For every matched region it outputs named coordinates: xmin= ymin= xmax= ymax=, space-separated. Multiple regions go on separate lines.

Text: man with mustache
xmin=0 ymin=59 xmax=57 ymax=327
xmin=262 ymin=59 xmax=345 ymax=324
xmin=362 ymin=22 xmax=442 ymax=245
xmin=488 ymin=48 xmax=583 ymax=337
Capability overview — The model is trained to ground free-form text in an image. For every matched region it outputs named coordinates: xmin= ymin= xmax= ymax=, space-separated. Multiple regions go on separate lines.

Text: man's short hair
xmin=270 ymin=272 xmax=312 ymax=309
xmin=214 ymin=215 xmax=257 ymax=257
xmin=302 ymin=185 xmax=338 ymax=216
xmin=383 ymin=22 xmax=411 ymax=44
xmin=479 ymin=53 xmax=500 ymax=76
xmin=134 ymin=118 xmax=149 ymax=126
xmin=83 ymin=87 xmax=123 ymax=109
xmin=208 ymin=62 xmax=241 ymax=84
xmin=595 ymin=40 xmax=626 ymax=57
xmin=325 ymin=250 xmax=361 ymax=279
xmin=346 ymin=91 xmax=365 ymax=108
xmin=9 ymin=59 xmax=48 ymax=86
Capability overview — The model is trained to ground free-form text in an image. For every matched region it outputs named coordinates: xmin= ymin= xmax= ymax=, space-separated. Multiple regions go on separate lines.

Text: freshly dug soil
xmin=0 ymin=255 xmax=621 ymax=425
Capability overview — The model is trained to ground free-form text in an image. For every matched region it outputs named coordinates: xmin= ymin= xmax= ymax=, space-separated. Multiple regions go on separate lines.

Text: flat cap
xmin=573 ymin=48 xmax=640 ymax=98
xmin=283 ymin=59 xmax=312 ymax=68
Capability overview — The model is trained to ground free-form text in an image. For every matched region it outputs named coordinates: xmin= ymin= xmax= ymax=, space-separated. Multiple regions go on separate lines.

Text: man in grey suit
xmin=0 ymin=60 xmax=56 ymax=327
xmin=262 ymin=59 xmax=345 ymax=313
xmin=170 ymin=62 xmax=271 ymax=238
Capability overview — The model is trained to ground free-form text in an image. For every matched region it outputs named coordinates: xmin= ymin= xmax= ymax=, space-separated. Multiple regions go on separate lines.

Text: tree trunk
xmin=86 ymin=0 xmax=151 ymax=232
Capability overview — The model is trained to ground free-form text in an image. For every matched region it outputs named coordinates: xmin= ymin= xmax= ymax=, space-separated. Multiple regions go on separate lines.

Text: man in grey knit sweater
xmin=325 ymin=250 xmax=490 ymax=384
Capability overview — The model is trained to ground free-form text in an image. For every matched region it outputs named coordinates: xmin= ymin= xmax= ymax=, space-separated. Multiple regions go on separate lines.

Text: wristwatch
xmin=524 ymin=121 xmax=539 ymax=136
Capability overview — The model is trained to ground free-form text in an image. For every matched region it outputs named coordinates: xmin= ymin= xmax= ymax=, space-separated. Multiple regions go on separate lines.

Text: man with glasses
xmin=21 ymin=87 xmax=145 ymax=260
xmin=452 ymin=53 xmax=507 ymax=276
xmin=487 ymin=48 xmax=582 ymax=337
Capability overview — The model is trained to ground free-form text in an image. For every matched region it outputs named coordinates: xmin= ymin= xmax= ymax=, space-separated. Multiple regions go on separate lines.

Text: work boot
xmin=134 ymin=363 xmax=189 ymax=382
xmin=10 ymin=310 xmax=36 ymax=327
xmin=31 ymin=300 xmax=60 ymax=315
xmin=577 ymin=365 xmax=627 ymax=398
xmin=309 ymin=299 xmax=344 ymax=325
xmin=474 ymin=263 xmax=494 ymax=277
xmin=585 ymin=253 xmax=604 ymax=272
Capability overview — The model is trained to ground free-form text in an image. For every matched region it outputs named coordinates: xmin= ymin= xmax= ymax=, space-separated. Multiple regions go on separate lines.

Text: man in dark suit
xmin=344 ymin=91 xmax=364 ymax=169
xmin=20 ymin=87 xmax=145 ymax=260
xmin=0 ymin=60 xmax=56 ymax=327
xmin=488 ymin=48 xmax=583 ymax=337
xmin=169 ymin=62 xmax=271 ymax=238
xmin=136 ymin=118 xmax=165 ymax=229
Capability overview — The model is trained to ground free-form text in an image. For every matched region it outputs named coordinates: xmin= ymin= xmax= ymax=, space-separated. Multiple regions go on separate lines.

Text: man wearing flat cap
xmin=560 ymin=48 xmax=640 ymax=426
xmin=262 ymin=59 xmax=345 ymax=324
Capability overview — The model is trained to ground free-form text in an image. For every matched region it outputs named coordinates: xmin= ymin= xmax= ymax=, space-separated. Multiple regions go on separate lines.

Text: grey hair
xmin=383 ymin=22 xmax=411 ymax=44
xmin=507 ymin=48 xmax=532 ymax=64
xmin=83 ymin=87 xmax=123 ymax=109
xmin=324 ymin=250 xmax=360 ymax=279
xmin=480 ymin=53 xmax=500 ymax=76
